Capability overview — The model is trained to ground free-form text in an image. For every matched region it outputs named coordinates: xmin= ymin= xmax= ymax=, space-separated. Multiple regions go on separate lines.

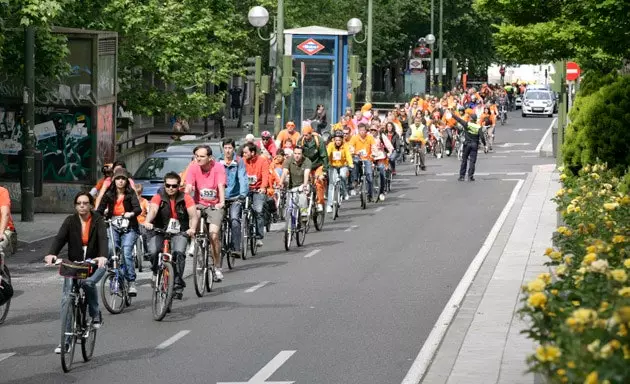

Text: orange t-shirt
xmin=349 ymin=134 xmax=375 ymax=161
xmin=276 ymin=129 xmax=301 ymax=149
xmin=113 ymin=195 xmax=125 ymax=216
xmin=0 ymin=187 xmax=15 ymax=231
xmin=81 ymin=214 xmax=92 ymax=246
xmin=137 ymin=197 xmax=149 ymax=224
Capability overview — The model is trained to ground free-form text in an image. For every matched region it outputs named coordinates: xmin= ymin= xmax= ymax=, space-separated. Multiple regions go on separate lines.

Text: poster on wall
xmin=97 ymin=104 xmax=115 ymax=171
xmin=0 ymin=105 xmax=93 ymax=182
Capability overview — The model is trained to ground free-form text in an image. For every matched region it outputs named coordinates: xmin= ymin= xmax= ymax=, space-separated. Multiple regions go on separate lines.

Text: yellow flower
xmin=572 ymin=300 xmax=581 ymax=306
xmin=567 ymin=361 xmax=576 ymax=369
xmin=623 ymin=345 xmax=630 ymax=359
xmin=610 ymin=339 xmax=621 ymax=349
xmin=624 ymin=259 xmax=630 ymax=268
xmin=549 ymin=251 xmax=563 ymax=261
xmin=528 ymin=292 xmax=547 ymax=308
xmin=600 ymin=343 xmax=614 ymax=358
xmin=556 ymin=189 xmax=565 ymax=197
xmin=617 ymin=324 xmax=628 ymax=337
xmin=538 ymin=273 xmax=552 ymax=285
xmin=621 ymin=195 xmax=630 ymax=205
xmin=591 ymin=172 xmax=601 ymax=180
xmin=583 ymin=253 xmax=598 ymax=265
xmin=617 ymin=306 xmax=630 ymax=322
xmin=556 ymin=264 xmax=568 ymax=276
xmin=535 ymin=344 xmax=561 ymax=362
xmin=560 ymin=173 xmax=568 ymax=181
xmin=613 ymin=235 xmax=626 ymax=244
xmin=567 ymin=204 xmax=578 ymax=214
xmin=610 ymin=269 xmax=628 ymax=283
xmin=584 ymin=371 xmax=598 ymax=384
xmin=603 ymin=183 xmax=613 ymax=190
xmin=618 ymin=287 xmax=630 ymax=297
xmin=604 ymin=202 xmax=619 ymax=211
xmin=599 ymin=301 xmax=610 ymax=312
xmin=565 ymin=255 xmax=573 ymax=265
xmin=527 ymin=279 xmax=546 ymax=292
xmin=551 ymin=289 xmax=559 ymax=295
xmin=587 ymin=339 xmax=601 ymax=354
xmin=556 ymin=368 xmax=566 ymax=376
xmin=586 ymin=245 xmax=597 ymax=253
xmin=545 ymin=247 xmax=553 ymax=256
xmin=557 ymin=226 xmax=568 ymax=234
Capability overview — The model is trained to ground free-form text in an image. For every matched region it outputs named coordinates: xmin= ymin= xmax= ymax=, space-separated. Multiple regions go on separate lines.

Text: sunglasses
xmin=75 ymin=201 xmax=90 ymax=206
xmin=165 ymin=183 xmax=179 ymax=189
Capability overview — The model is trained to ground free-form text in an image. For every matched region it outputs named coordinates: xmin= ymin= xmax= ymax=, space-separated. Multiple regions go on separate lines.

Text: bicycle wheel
xmin=313 ymin=207 xmax=325 ymax=231
xmin=249 ymin=213 xmax=258 ymax=256
xmin=225 ymin=227 xmax=235 ymax=270
xmin=81 ymin=301 xmax=97 ymax=362
xmin=284 ymin=219 xmax=292 ymax=251
xmin=332 ymin=184 xmax=339 ymax=220
xmin=296 ymin=216 xmax=306 ymax=247
xmin=360 ymin=180 xmax=367 ymax=210
xmin=414 ymin=152 xmax=420 ymax=176
xmin=60 ymin=299 xmax=78 ymax=372
xmin=192 ymin=241 xmax=206 ymax=297
xmin=152 ymin=262 xmax=174 ymax=321
xmin=240 ymin=213 xmax=248 ymax=260
xmin=0 ymin=265 xmax=11 ymax=324
xmin=133 ymin=241 xmax=143 ymax=273
xmin=205 ymin=246 xmax=214 ymax=293
xmin=100 ymin=271 xmax=125 ymax=314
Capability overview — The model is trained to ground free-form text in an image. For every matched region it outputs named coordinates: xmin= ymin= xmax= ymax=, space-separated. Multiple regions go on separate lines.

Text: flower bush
xmin=521 ymin=163 xmax=630 ymax=383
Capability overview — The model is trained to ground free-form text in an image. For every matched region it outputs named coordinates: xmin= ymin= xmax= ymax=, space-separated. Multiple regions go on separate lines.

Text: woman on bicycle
xmin=44 ymin=191 xmax=108 ymax=354
xmin=384 ymin=122 xmax=402 ymax=175
xmin=96 ymin=168 xmax=142 ymax=295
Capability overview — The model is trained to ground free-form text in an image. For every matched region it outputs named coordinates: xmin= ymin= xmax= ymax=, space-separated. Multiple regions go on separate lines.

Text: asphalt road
xmin=0 ymin=112 xmax=554 ymax=384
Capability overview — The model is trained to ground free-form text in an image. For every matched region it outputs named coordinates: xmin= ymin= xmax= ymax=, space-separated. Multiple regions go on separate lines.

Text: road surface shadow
xmin=161 ymin=300 xmax=295 ymax=323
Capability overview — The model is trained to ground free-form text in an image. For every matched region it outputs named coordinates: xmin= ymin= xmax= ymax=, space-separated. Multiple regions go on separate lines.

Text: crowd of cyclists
xmin=0 ymin=82 xmax=519 ymax=369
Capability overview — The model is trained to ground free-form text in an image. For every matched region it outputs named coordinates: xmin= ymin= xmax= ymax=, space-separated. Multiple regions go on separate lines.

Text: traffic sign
xmin=566 ymin=61 xmax=580 ymax=81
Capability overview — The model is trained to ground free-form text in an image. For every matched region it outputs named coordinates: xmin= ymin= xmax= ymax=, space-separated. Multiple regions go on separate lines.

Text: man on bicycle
xmin=280 ymin=146 xmax=311 ymax=218
xmin=298 ymin=125 xmax=329 ymax=212
xmin=242 ymin=142 xmax=269 ymax=248
xmin=143 ymin=172 xmax=197 ymax=299
xmin=0 ymin=186 xmax=16 ymax=258
xmin=326 ymin=130 xmax=354 ymax=212
xmin=220 ymin=138 xmax=248 ymax=258
xmin=407 ymin=116 xmax=427 ymax=170
xmin=185 ymin=145 xmax=226 ymax=281
xmin=349 ymin=123 xmax=376 ymax=201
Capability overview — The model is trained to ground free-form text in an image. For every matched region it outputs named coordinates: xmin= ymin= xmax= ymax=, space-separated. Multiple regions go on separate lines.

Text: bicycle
xmin=132 ymin=231 xmax=145 ymax=273
xmin=372 ymin=163 xmax=382 ymax=200
xmin=274 ymin=188 xmax=287 ymax=221
xmin=0 ymin=249 xmax=12 ymax=325
xmin=100 ymin=219 xmax=133 ymax=314
xmin=329 ymin=169 xmax=343 ymax=220
xmin=306 ymin=179 xmax=325 ymax=232
xmin=284 ymin=187 xmax=307 ymax=251
xmin=150 ymin=228 xmax=186 ymax=321
xmin=242 ymin=192 xmax=260 ymax=258
xmin=411 ymin=143 xmax=426 ymax=176
xmin=384 ymin=165 xmax=392 ymax=193
xmin=56 ymin=259 xmax=99 ymax=372
xmin=355 ymin=160 xmax=368 ymax=209
xmin=220 ymin=198 xmax=239 ymax=270
xmin=482 ymin=125 xmax=491 ymax=153
xmin=193 ymin=206 xmax=215 ymax=297
xmin=499 ymin=104 xmax=507 ymax=125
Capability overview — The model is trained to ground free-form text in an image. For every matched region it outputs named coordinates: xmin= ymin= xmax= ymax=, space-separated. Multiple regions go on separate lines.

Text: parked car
xmin=522 ymin=90 xmax=555 ymax=118
xmin=133 ymin=151 xmax=193 ymax=199
xmin=166 ymin=139 xmax=224 ymax=158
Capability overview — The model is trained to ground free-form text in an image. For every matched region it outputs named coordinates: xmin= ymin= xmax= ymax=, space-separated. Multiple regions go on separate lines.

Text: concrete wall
xmin=6 ymin=182 xmax=87 ymax=214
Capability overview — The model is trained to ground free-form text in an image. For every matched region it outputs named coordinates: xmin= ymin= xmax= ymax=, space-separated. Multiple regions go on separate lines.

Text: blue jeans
xmin=251 ymin=192 xmax=266 ymax=239
xmin=61 ymin=266 xmax=106 ymax=343
xmin=388 ymin=150 xmax=399 ymax=172
xmin=327 ymin=166 xmax=349 ymax=208
xmin=109 ymin=227 xmax=138 ymax=282
xmin=353 ymin=160 xmax=374 ymax=198
xmin=229 ymin=200 xmax=243 ymax=251
xmin=375 ymin=162 xmax=386 ymax=194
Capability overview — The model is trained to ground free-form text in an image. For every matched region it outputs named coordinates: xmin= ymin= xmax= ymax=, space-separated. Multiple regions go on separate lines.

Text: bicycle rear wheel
xmin=0 ymin=265 xmax=11 ymax=324
xmin=284 ymin=219 xmax=292 ymax=251
xmin=241 ymin=214 xmax=249 ymax=260
xmin=192 ymin=241 xmax=206 ymax=297
xmin=332 ymin=184 xmax=339 ymax=220
xmin=205 ymin=249 xmax=214 ymax=293
xmin=60 ymin=300 xmax=78 ymax=372
xmin=360 ymin=179 xmax=367 ymax=209
xmin=152 ymin=262 xmax=174 ymax=321
xmin=249 ymin=215 xmax=258 ymax=256
xmin=100 ymin=272 xmax=125 ymax=314
xmin=224 ymin=227 xmax=235 ymax=270
xmin=81 ymin=300 xmax=97 ymax=361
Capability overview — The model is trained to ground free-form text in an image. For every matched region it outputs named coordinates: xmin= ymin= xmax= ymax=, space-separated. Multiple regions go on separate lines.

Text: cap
xmin=333 ymin=130 xmax=344 ymax=138
xmin=245 ymin=134 xmax=255 ymax=141
xmin=261 ymin=130 xmax=272 ymax=138
xmin=302 ymin=126 xmax=313 ymax=135
xmin=112 ymin=168 xmax=129 ymax=180
xmin=470 ymin=114 xmax=478 ymax=122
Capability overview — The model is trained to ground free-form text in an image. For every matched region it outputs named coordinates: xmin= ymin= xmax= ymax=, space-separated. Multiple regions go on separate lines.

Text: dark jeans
xmin=388 ymin=150 xmax=399 ymax=172
xmin=251 ymin=192 xmax=266 ymax=239
xmin=229 ymin=200 xmax=243 ymax=252
xmin=460 ymin=142 xmax=479 ymax=178
xmin=147 ymin=232 xmax=188 ymax=290
xmin=61 ymin=267 xmax=106 ymax=344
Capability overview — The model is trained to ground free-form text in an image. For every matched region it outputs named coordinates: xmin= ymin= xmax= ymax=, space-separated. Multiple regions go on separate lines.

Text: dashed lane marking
xmin=245 ymin=281 xmax=270 ymax=293
xmin=304 ymin=250 xmax=320 ymax=258
xmin=156 ymin=330 xmax=190 ymax=349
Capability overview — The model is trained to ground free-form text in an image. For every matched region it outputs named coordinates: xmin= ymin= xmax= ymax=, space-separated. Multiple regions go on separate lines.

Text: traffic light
xmin=349 ymin=55 xmax=362 ymax=89
xmin=245 ymin=56 xmax=262 ymax=85
xmin=281 ymin=55 xmax=296 ymax=95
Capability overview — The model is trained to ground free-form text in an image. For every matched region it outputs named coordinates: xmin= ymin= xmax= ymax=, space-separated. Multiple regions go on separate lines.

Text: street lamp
xmin=346 ymin=13 xmax=372 ymax=102
xmin=248 ymin=3 xmax=284 ymax=134
xmin=347 ymin=18 xmax=363 ymax=37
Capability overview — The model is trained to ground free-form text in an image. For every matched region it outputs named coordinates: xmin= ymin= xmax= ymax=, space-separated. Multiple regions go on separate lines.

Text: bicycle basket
xmin=59 ymin=261 xmax=93 ymax=279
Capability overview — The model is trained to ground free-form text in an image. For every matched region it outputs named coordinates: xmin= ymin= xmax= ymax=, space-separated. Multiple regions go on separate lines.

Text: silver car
xmin=522 ymin=90 xmax=554 ymax=117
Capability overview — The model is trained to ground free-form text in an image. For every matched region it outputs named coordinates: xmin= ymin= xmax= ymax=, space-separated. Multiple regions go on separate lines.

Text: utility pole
xmin=365 ymin=0 xmax=373 ymax=102
xmin=438 ymin=0 xmax=443 ymax=92
xmin=21 ymin=25 xmax=35 ymax=222
xmin=429 ymin=0 xmax=434 ymax=93
xmin=274 ymin=0 xmax=284 ymax=134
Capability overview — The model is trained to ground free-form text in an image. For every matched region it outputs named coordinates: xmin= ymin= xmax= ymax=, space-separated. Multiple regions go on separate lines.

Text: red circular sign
xmin=566 ymin=61 xmax=581 ymax=81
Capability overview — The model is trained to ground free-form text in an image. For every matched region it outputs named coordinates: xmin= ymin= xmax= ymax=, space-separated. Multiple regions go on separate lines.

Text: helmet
xmin=469 ymin=114 xmax=478 ymax=122
xmin=333 ymin=130 xmax=344 ymax=138
xmin=261 ymin=130 xmax=272 ymax=138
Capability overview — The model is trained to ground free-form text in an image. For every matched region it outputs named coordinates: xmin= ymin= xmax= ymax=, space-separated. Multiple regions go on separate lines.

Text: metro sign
xmin=297 ymin=38 xmax=325 ymax=56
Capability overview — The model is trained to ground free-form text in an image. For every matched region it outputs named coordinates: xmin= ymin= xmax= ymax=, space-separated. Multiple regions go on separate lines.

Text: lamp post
xmin=430 ymin=0 xmax=434 ymax=93
xmin=347 ymin=18 xmax=364 ymax=111
xmin=438 ymin=0 xmax=443 ymax=92
xmin=425 ymin=33 xmax=436 ymax=93
xmin=365 ymin=0 xmax=373 ymax=102
xmin=248 ymin=4 xmax=284 ymax=134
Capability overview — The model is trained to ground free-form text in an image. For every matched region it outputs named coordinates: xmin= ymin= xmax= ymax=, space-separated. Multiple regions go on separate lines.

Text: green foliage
xmin=563 ymin=75 xmax=630 ymax=173
xmin=577 ymin=71 xmax=619 ymax=97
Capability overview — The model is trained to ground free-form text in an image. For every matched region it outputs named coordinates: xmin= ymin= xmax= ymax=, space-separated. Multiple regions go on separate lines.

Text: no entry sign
xmin=566 ymin=61 xmax=580 ymax=81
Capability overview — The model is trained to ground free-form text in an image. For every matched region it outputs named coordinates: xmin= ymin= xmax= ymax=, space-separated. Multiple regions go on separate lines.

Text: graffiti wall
xmin=97 ymin=104 xmax=115 ymax=170
xmin=0 ymin=105 xmax=92 ymax=182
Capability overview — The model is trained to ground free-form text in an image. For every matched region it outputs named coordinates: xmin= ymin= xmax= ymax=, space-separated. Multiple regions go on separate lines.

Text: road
xmin=0 ymin=113 xmax=554 ymax=384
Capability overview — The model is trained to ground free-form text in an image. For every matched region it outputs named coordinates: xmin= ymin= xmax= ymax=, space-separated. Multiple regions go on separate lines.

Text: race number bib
xmin=167 ymin=218 xmax=181 ymax=234
xmin=112 ymin=216 xmax=129 ymax=229
xmin=348 ymin=145 xmax=355 ymax=155
xmin=332 ymin=151 xmax=342 ymax=161
xmin=358 ymin=149 xmax=367 ymax=157
xmin=200 ymin=188 xmax=217 ymax=201
xmin=248 ymin=175 xmax=258 ymax=185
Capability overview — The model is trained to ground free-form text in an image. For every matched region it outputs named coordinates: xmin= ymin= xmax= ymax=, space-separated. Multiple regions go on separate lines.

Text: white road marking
xmin=245 ymin=281 xmax=270 ymax=293
xmin=344 ymin=225 xmax=358 ymax=232
xmin=491 ymin=155 xmax=507 ymax=158
xmin=391 ymin=178 xmax=410 ymax=182
xmin=501 ymin=178 xmax=524 ymax=181
xmin=535 ymin=117 xmax=557 ymax=152
xmin=475 ymin=172 xmax=490 ymax=176
xmin=156 ymin=330 xmax=190 ymax=350
xmin=398 ymin=193 xmax=407 ymax=198
xmin=401 ymin=179 xmax=525 ymax=384
xmin=521 ymin=155 xmax=538 ymax=158
xmin=498 ymin=142 xmax=531 ymax=148
xmin=436 ymin=172 xmax=456 ymax=176
xmin=495 ymin=150 xmax=537 ymax=154
xmin=426 ymin=178 xmax=447 ymax=182
xmin=218 ymin=350 xmax=296 ymax=384
xmin=514 ymin=128 xmax=541 ymax=132
xmin=0 ymin=353 xmax=16 ymax=363
xmin=507 ymin=172 xmax=527 ymax=176
xmin=303 ymin=250 xmax=320 ymax=258
xmin=375 ymin=206 xmax=384 ymax=212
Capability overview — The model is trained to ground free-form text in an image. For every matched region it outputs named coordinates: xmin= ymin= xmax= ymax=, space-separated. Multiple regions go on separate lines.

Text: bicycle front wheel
xmin=284 ymin=219 xmax=292 ymax=251
xmin=241 ymin=214 xmax=249 ymax=260
xmin=152 ymin=262 xmax=174 ymax=321
xmin=192 ymin=241 xmax=206 ymax=297
xmin=60 ymin=299 xmax=78 ymax=372
xmin=0 ymin=265 xmax=11 ymax=324
xmin=100 ymin=271 xmax=125 ymax=314
xmin=332 ymin=184 xmax=339 ymax=220
xmin=249 ymin=216 xmax=258 ymax=256
xmin=81 ymin=301 xmax=97 ymax=362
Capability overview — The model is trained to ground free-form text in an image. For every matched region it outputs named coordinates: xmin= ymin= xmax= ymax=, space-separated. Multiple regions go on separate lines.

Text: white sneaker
xmin=128 ymin=281 xmax=137 ymax=295
xmin=379 ymin=194 xmax=385 ymax=201
xmin=326 ymin=206 xmax=333 ymax=213
xmin=214 ymin=268 xmax=223 ymax=282
xmin=316 ymin=204 xmax=324 ymax=212
xmin=344 ymin=194 xmax=350 ymax=201
xmin=350 ymin=190 xmax=357 ymax=196
xmin=256 ymin=239 xmax=264 ymax=247
xmin=300 ymin=208 xmax=309 ymax=217
xmin=54 ymin=344 xmax=69 ymax=354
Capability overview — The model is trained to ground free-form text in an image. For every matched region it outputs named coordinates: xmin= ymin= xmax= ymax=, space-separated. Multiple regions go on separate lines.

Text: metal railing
xmin=115 ymin=130 xmax=213 ymax=153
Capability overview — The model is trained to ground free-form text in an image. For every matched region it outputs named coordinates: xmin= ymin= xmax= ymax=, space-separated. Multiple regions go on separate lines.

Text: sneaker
xmin=458 ymin=176 xmax=465 ymax=181
xmin=174 ymin=291 xmax=183 ymax=300
xmin=54 ymin=344 xmax=70 ymax=354
xmin=152 ymin=274 xmax=157 ymax=283
xmin=344 ymin=194 xmax=350 ymax=201
xmin=300 ymin=208 xmax=309 ymax=217
xmin=379 ymin=194 xmax=385 ymax=201
xmin=214 ymin=268 xmax=224 ymax=282
xmin=92 ymin=311 xmax=103 ymax=329
xmin=469 ymin=176 xmax=475 ymax=182
xmin=316 ymin=204 xmax=324 ymax=212
xmin=128 ymin=281 xmax=138 ymax=296
xmin=326 ymin=206 xmax=333 ymax=213
xmin=367 ymin=196 xmax=373 ymax=203
xmin=421 ymin=166 xmax=426 ymax=171
xmin=256 ymin=239 xmax=264 ymax=247
xmin=350 ymin=190 xmax=357 ymax=196
xmin=231 ymin=250 xmax=242 ymax=259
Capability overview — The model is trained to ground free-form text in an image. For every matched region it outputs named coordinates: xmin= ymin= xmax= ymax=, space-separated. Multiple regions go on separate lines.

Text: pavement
xmin=0 ymin=112 xmax=556 ymax=384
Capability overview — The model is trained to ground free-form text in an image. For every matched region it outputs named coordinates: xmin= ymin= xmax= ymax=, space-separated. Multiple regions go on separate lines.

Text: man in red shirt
xmin=0 ymin=186 xmax=16 ymax=257
xmin=242 ymin=142 xmax=269 ymax=247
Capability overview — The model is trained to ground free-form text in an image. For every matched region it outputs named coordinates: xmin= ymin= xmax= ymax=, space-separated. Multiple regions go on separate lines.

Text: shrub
xmin=563 ymin=75 xmax=630 ymax=174
xmin=520 ymin=163 xmax=630 ymax=383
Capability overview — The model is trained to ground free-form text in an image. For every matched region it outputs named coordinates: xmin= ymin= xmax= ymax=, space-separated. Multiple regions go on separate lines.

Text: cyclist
xmin=298 ymin=125 xmax=329 ymax=212
xmin=96 ymin=169 xmax=141 ymax=295
xmin=45 ymin=192 xmax=108 ymax=354
xmin=0 ymin=186 xmax=16 ymax=258
xmin=94 ymin=161 xmax=135 ymax=208
xmin=242 ymin=142 xmax=269 ymax=248
xmin=407 ymin=116 xmax=427 ymax=171
xmin=275 ymin=121 xmax=301 ymax=156
xmin=384 ymin=122 xmax=402 ymax=175
xmin=349 ymin=123 xmax=375 ymax=201
xmin=90 ymin=163 xmax=113 ymax=197
xmin=259 ymin=130 xmax=278 ymax=158
xmin=220 ymin=138 xmax=248 ymax=258
xmin=370 ymin=125 xmax=393 ymax=201
xmin=185 ymin=145 xmax=226 ymax=281
xmin=143 ymin=172 xmax=197 ymax=299
xmin=326 ymin=130 xmax=353 ymax=212
xmin=280 ymin=146 xmax=311 ymax=218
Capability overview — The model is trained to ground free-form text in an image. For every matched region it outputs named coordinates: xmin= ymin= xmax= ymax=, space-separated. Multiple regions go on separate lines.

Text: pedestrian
xmin=449 ymin=110 xmax=481 ymax=181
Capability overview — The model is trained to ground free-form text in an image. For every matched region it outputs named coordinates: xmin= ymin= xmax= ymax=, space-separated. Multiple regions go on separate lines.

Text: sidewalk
xmin=420 ymin=163 xmax=558 ymax=384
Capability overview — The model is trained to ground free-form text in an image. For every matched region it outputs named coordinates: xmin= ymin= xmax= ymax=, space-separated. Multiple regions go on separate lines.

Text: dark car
xmin=133 ymin=151 xmax=193 ymax=199
xmin=166 ymin=139 xmax=224 ymax=158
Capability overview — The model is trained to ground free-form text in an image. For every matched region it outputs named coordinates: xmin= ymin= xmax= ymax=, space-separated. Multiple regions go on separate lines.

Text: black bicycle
xmin=150 ymin=228 xmax=187 ymax=321
xmin=0 ymin=249 xmax=12 ymax=324
xmin=220 ymin=198 xmax=240 ymax=270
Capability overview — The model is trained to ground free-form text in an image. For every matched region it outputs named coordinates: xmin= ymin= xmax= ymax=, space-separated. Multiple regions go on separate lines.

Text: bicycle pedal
xmin=129 ymin=291 xmax=137 ymax=297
